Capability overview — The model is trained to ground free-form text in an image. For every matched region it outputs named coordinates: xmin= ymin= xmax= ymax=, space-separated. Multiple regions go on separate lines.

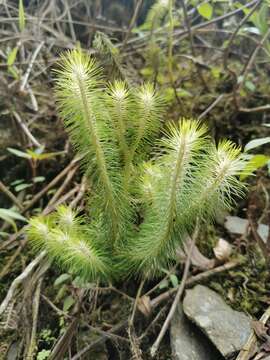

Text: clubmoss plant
xmin=27 ymin=49 xmax=246 ymax=281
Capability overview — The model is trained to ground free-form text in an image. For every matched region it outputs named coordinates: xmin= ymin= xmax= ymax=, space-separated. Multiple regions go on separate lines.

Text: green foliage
xmin=142 ymin=0 xmax=170 ymax=32
xmin=7 ymin=147 xmax=64 ymax=160
xmin=240 ymin=155 xmax=270 ymax=180
xmin=7 ymin=46 xmax=19 ymax=78
xmin=197 ymin=3 xmax=213 ymax=20
xmin=29 ymin=206 xmax=112 ymax=280
xmin=27 ymin=49 xmax=246 ymax=281
xmin=18 ymin=0 xmax=25 ymax=31
xmin=0 ymin=208 xmax=27 ymax=232
xmin=138 ymin=0 xmax=172 ymax=84
xmin=240 ymin=127 xmax=270 ymax=180
xmin=37 ymin=350 xmax=51 ymax=360
xmin=7 ymin=47 xmax=18 ymax=67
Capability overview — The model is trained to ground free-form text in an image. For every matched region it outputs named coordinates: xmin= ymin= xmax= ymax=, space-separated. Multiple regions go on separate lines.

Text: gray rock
xmin=170 ymin=304 xmax=223 ymax=360
xmin=225 ymin=216 xmax=268 ymax=243
xmin=183 ymin=285 xmax=252 ymax=359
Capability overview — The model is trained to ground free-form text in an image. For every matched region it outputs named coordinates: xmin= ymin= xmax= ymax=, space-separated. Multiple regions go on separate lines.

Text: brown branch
xmin=0 ymin=180 xmax=23 ymax=210
xmin=25 ymin=277 xmax=43 ymax=359
xmin=223 ymin=0 xmax=262 ymax=70
xmin=239 ymin=104 xmax=270 ymax=112
xmin=150 ymin=259 xmax=242 ymax=309
xmin=248 ymin=205 xmax=270 ymax=265
xmin=236 ymin=305 xmax=270 ymax=360
xmin=22 ymin=156 xmax=81 ymax=214
xmin=122 ymin=0 xmax=143 ymax=50
xmin=13 ymin=111 xmax=42 ymax=148
xmin=198 ymin=94 xmax=225 ymax=120
xmin=0 ymin=243 xmax=24 ymax=280
xmin=150 ymin=231 xmax=197 ymax=357
xmin=70 ymin=320 xmax=127 ymax=360
xmin=0 ymin=251 xmax=47 ymax=317
xmin=70 ymin=258 xmax=242 ymax=359
xmin=240 ymin=27 xmax=270 ymax=89
xmin=46 ymin=165 xmax=78 ymax=207
xmin=49 ymin=318 xmax=79 ymax=360
xmin=122 ymin=0 xmax=259 ymax=50
xmin=180 ymin=0 xmax=208 ymax=91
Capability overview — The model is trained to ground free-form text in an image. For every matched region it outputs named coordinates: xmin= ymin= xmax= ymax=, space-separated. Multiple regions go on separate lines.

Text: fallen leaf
xmin=176 ymin=239 xmax=215 ymax=270
xmin=137 ymin=295 xmax=152 ymax=317
xmin=213 ymin=238 xmax=232 ymax=262
xmin=252 ymin=320 xmax=269 ymax=341
xmin=184 ymin=237 xmax=215 ymax=270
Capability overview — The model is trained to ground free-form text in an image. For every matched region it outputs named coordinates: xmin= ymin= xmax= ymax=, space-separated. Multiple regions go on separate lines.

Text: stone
xmin=183 ymin=285 xmax=252 ymax=359
xmin=225 ymin=216 xmax=268 ymax=243
xmin=170 ymin=304 xmax=223 ymax=360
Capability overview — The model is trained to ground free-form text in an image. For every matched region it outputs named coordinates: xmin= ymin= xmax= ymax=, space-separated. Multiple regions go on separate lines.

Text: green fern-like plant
xmin=27 ymin=49 xmax=246 ymax=281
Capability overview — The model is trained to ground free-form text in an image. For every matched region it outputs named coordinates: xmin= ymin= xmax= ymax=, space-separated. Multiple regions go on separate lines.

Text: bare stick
xmin=240 ymin=27 xmax=270 ymax=89
xmin=13 ymin=110 xmax=42 ymax=148
xmin=70 ymin=259 xmax=241 ymax=359
xmin=130 ymin=280 xmax=145 ymax=325
xmin=0 ymin=180 xmax=23 ymax=210
xmin=120 ymin=0 xmax=258 ymax=49
xmin=71 ymin=321 xmax=127 ymax=360
xmin=43 ymin=185 xmax=79 ymax=215
xmin=42 ymin=294 xmax=71 ymax=319
xmin=150 ymin=258 xmax=242 ymax=310
xmin=122 ymin=0 xmax=143 ymax=49
xmin=198 ymin=94 xmax=224 ymax=120
xmin=22 ymin=156 xmax=81 ymax=214
xmin=236 ymin=305 xmax=270 ymax=360
xmin=47 ymin=165 xmax=78 ymax=206
xmin=63 ymin=0 xmax=77 ymax=43
xmin=70 ymin=176 xmax=87 ymax=208
xmin=239 ymin=104 xmax=270 ymax=113
xmin=248 ymin=205 xmax=270 ymax=265
xmin=26 ymin=83 xmax=39 ymax=112
xmin=25 ymin=277 xmax=43 ymax=359
xmin=180 ymin=0 xmax=208 ymax=91
xmin=223 ymin=0 xmax=261 ymax=70
xmin=0 ymin=251 xmax=46 ymax=317
xmin=150 ymin=235 xmax=196 ymax=357
xmin=20 ymin=41 xmax=44 ymax=92
xmin=0 ymin=244 xmax=23 ymax=280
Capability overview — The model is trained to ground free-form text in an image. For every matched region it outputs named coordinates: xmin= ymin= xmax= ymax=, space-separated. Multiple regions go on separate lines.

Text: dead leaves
xmin=213 ymin=238 xmax=232 ymax=262
xmin=137 ymin=295 xmax=152 ymax=317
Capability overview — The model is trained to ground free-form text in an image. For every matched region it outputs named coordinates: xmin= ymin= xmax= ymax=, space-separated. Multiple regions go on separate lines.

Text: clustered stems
xmin=27 ymin=49 xmax=246 ymax=281
xmin=77 ymin=73 xmax=119 ymax=240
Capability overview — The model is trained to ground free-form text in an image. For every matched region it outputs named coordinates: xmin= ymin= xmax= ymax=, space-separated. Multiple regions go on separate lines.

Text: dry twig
xmin=150 ymin=231 xmax=196 ymax=357
xmin=0 ymin=180 xmax=23 ymax=210
xmin=236 ymin=306 xmax=270 ymax=360
xmin=0 ymin=251 xmax=46 ymax=317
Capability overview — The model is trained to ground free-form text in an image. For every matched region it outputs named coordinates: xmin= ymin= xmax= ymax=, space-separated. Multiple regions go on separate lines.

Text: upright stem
xmin=123 ymin=106 xmax=150 ymax=190
xmin=113 ymin=101 xmax=129 ymax=165
xmin=77 ymin=75 xmax=118 ymax=240
xmin=155 ymin=137 xmax=187 ymax=253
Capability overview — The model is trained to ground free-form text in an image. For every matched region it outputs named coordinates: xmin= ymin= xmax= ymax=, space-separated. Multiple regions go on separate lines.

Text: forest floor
xmin=1 ymin=1 xmax=270 ymax=359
